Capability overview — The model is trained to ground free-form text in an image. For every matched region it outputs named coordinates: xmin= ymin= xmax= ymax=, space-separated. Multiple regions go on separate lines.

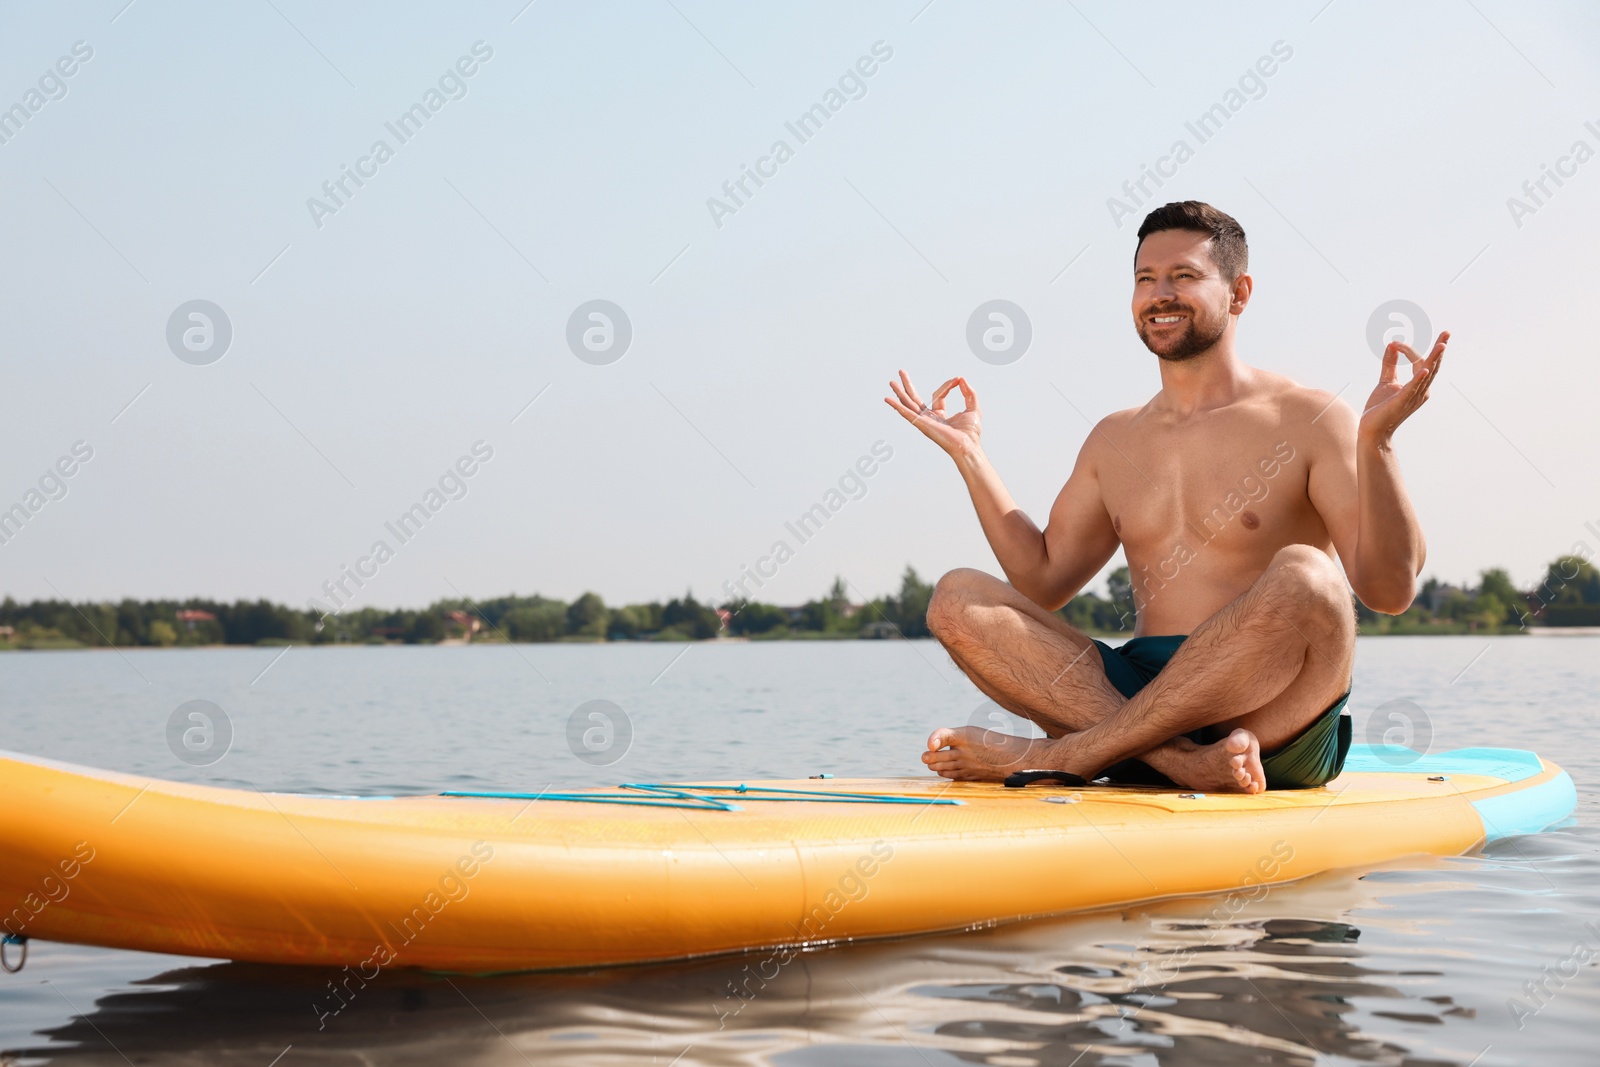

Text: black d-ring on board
xmin=1 ymin=935 xmax=26 ymax=974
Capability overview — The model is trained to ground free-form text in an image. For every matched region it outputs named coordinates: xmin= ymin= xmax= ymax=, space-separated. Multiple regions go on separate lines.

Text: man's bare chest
xmin=1098 ymin=419 xmax=1310 ymax=558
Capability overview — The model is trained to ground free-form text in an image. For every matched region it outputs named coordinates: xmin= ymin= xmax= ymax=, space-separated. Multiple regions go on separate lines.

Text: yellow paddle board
xmin=0 ymin=745 xmax=1574 ymax=973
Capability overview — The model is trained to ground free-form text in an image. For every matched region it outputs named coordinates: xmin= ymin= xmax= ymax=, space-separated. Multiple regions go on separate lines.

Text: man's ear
xmin=1230 ymin=272 xmax=1253 ymax=315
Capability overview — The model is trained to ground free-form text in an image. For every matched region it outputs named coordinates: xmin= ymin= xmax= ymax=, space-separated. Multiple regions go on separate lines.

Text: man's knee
xmin=1264 ymin=545 xmax=1353 ymax=635
xmin=926 ymin=568 xmax=995 ymax=642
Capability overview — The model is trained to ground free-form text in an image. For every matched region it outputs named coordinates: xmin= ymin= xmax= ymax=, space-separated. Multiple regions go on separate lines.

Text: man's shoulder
xmin=1253 ymin=371 xmax=1357 ymax=432
xmin=1096 ymin=403 xmax=1147 ymax=429
xmin=1082 ymin=403 xmax=1148 ymax=450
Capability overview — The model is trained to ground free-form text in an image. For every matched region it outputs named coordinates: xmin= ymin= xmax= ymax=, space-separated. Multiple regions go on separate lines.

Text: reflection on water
xmin=8 ymin=860 xmax=1588 ymax=1067
xmin=3 ymin=638 xmax=1598 ymax=1065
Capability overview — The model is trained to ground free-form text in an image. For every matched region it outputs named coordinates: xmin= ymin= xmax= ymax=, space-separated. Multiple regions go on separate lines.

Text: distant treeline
xmin=1 ymin=556 xmax=1596 ymax=650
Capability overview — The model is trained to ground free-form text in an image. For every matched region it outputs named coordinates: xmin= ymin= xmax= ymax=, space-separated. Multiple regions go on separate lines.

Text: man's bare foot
xmin=1156 ymin=729 xmax=1266 ymax=794
xmin=922 ymin=726 xmax=1051 ymax=781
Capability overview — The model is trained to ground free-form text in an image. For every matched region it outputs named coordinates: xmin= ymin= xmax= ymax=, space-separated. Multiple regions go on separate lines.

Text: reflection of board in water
xmin=16 ymin=905 xmax=1480 ymax=1067
xmin=0 ymin=745 xmax=1574 ymax=973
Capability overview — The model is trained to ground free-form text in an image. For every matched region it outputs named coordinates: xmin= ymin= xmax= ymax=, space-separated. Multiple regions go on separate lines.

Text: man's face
xmin=1131 ymin=230 xmax=1239 ymax=362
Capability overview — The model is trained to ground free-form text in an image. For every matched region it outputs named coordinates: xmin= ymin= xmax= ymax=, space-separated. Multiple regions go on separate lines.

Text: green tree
xmin=1439 ymin=587 xmax=1473 ymax=622
xmin=722 ymin=599 xmax=788 ymax=636
xmin=1105 ymin=567 xmax=1135 ymax=631
xmin=663 ymin=593 xmax=721 ymax=639
xmin=1061 ymin=592 xmax=1111 ymax=633
xmin=632 ymin=601 xmax=665 ymax=633
xmin=1533 ymin=556 xmax=1599 ymax=606
xmin=406 ymin=613 xmax=444 ymax=643
xmin=566 ymin=592 xmax=608 ymax=638
xmin=893 ymin=566 xmax=934 ymax=637
xmin=503 ymin=601 xmax=567 ymax=641
xmin=1471 ymin=593 xmax=1507 ymax=631
xmin=1476 ymin=568 xmax=1518 ymax=625
xmin=606 ymin=604 xmax=645 ymax=640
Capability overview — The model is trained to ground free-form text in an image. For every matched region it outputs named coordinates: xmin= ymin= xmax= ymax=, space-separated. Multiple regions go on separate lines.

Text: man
xmin=885 ymin=201 xmax=1445 ymax=793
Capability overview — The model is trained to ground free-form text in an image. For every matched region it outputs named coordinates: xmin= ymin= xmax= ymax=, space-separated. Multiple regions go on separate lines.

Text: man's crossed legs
xmin=920 ymin=545 xmax=1356 ymax=793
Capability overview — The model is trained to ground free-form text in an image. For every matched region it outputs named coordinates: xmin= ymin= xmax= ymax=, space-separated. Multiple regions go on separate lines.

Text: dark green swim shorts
xmin=1089 ymin=634 xmax=1352 ymax=790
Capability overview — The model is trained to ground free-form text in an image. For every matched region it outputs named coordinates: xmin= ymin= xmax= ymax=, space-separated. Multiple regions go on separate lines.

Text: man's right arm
xmin=951 ymin=438 xmax=1119 ymax=610
xmin=886 ymin=371 xmax=1120 ymax=611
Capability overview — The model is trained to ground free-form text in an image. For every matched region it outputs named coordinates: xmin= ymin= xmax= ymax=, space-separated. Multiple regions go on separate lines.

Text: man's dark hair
xmin=1135 ymin=201 xmax=1248 ymax=282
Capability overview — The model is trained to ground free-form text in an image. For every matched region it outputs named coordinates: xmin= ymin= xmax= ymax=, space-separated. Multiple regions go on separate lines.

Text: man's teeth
xmin=1152 ymin=315 xmax=1184 ymax=323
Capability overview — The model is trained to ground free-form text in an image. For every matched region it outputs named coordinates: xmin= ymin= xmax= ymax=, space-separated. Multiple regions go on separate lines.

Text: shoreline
xmin=3 ymin=628 xmax=1591 ymax=652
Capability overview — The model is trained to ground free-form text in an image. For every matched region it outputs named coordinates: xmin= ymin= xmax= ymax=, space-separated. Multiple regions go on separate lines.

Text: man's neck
xmin=1154 ymin=344 xmax=1252 ymax=416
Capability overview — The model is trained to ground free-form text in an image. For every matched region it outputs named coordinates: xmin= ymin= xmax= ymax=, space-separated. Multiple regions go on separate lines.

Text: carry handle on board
xmin=1004 ymin=769 xmax=1088 ymax=788
xmin=1 ymin=935 xmax=26 ymax=974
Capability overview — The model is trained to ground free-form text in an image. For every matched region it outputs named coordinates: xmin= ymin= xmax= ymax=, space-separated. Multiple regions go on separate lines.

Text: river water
xmin=1 ymin=636 xmax=1596 ymax=1065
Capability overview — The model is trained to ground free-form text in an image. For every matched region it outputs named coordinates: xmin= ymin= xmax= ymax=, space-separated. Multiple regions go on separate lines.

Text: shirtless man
xmin=884 ymin=201 xmax=1445 ymax=794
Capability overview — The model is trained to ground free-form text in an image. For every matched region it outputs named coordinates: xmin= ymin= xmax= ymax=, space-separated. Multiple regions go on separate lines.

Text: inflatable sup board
xmin=0 ymin=745 xmax=1575 ymax=973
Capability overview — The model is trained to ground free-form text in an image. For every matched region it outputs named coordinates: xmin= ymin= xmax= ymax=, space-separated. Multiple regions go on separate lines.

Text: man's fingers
xmin=1379 ymin=343 xmax=1400 ymax=385
xmin=1397 ymin=365 xmax=1433 ymax=417
xmin=956 ymin=376 xmax=980 ymax=413
xmin=1393 ymin=342 xmax=1424 ymax=368
xmin=886 ymin=393 xmax=932 ymax=425
xmin=891 ymin=378 xmax=931 ymax=415
xmin=929 ymin=377 xmax=960 ymax=414
xmin=884 ymin=396 xmax=921 ymax=426
xmin=1426 ymin=333 xmax=1448 ymax=377
xmin=898 ymin=369 xmax=925 ymax=408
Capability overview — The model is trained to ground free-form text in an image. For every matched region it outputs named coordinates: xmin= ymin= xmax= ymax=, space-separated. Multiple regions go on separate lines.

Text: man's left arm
xmin=1308 ymin=332 xmax=1447 ymax=615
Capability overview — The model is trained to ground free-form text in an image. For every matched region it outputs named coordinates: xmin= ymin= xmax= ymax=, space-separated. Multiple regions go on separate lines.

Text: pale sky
xmin=1 ymin=0 xmax=1597 ymax=612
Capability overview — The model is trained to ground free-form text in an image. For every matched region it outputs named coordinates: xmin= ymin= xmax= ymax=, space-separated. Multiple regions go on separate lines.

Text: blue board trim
xmin=439 ymin=783 xmax=965 ymax=811
xmin=1473 ymin=771 xmax=1578 ymax=842
xmin=1339 ymin=745 xmax=1575 ymax=842
xmin=1340 ymin=744 xmax=1545 ymax=783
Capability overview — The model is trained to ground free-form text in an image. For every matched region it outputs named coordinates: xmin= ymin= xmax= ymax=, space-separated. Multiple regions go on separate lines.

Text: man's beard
xmin=1137 ymin=305 xmax=1228 ymax=362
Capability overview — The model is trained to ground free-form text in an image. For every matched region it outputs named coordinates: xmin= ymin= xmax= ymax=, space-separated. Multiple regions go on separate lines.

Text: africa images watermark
xmin=1505 ymin=117 xmax=1600 ymax=230
xmin=0 ymin=440 xmax=95 ymax=549
xmin=715 ymin=840 xmax=894 ymax=1027
xmin=2 ymin=841 xmax=96 ymax=941
xmin=166 ymin=699 xmax=233 ymax=767
xmin=312 ymin=840 xmax=495 ymax=1030
xmin=0 ymin=40 xmax=94 ymax=148
xmin=1506 ymin=920 xmax=1600 ymax=1031
xmin=306 ymin=41 xmax=495 ymax=229
xmin=1135 ymin=840 xmax=1295 ymax=990
xmin=567 ymin=699 xmax=633 ymax=767
xmin=1106 ymin=40 xmax=1293 ymax=228
xmin=720 ymin=440 xmax=894 ymax=605
xmin=706 ymin=40 xmax=894 ymax=229
xmin=308 ymin=440 xmax=495 ymax=618
xmin=1517 ymin=516 xmax=1600 ymax=629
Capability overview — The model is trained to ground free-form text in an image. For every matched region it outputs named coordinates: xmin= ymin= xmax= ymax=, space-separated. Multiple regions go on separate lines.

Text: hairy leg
xmin=918 ymin=568 xmax=1251 ymax=786
xmin=967 ymin=545 xmax=1355 ymax=789
xmin=926 ymin=570 xmax=1115 ymax=722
